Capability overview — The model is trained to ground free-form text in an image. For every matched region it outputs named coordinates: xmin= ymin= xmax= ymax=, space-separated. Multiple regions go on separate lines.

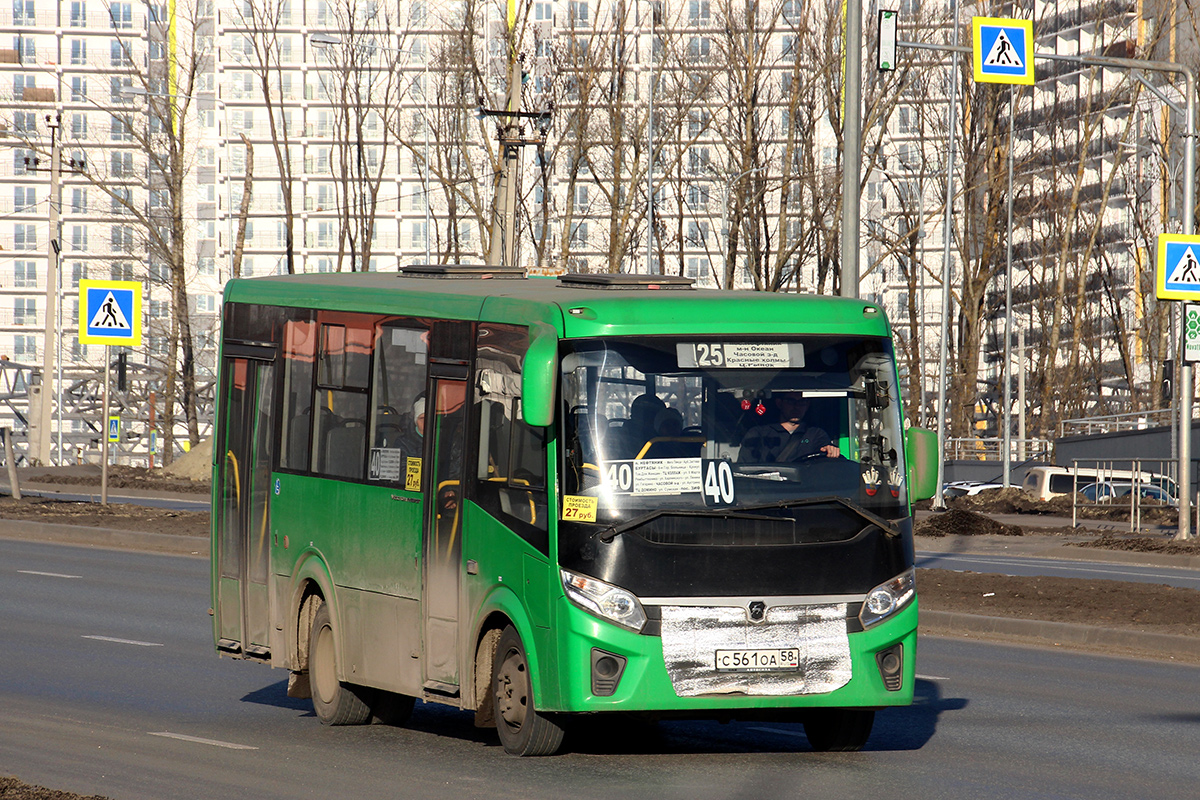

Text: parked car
xmin=942 ymin=480 xmax=1006 ymax=499
xmin=1078 ymin=481 xmax=1177 ymax=506
xmin=1024 ymin=466 xmax=1178 ymax=502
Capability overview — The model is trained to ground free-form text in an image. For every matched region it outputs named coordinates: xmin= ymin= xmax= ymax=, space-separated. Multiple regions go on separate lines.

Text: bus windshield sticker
xmin=562 ymin=495 xmax=599 ymax=522
xmin=405 ymin=457 xmax=422 ymax=491
xmin=369 ymin=448 xmax=404 ymax=482
xmin=603 ymin=458 xmax=703 ymax=496
xmin=676 ymin=342 xmax=804 ymax=369
xmin=702 ymin=460 xmax=736 ymax=507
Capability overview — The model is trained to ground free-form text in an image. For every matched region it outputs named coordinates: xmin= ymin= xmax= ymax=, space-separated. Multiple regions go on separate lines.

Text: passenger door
xmin=214 ymin=350 xmax=276 ymax=657
xmin=422 ymin=372 xmax=469 ymax=691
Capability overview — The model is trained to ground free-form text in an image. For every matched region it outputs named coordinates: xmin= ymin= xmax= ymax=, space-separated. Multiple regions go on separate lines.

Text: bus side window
xmin=280 ymin=316 xmax=316 ymax=472
xmin=312 ymin=320 xmax=372 ymax=480
xmin=368 ymin=323 xmax=430 ymax=483
xmin=474 ymin=324 xmax=549 ymax=553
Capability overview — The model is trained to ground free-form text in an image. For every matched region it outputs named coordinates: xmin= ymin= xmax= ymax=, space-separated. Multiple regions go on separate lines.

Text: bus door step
xmin=422 ymin=681 xmax=461 ymax=700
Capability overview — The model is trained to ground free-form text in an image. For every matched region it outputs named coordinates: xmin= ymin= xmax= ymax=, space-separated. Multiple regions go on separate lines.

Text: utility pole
xmin=839 ymin=0 xmax=862 ymax=298
xmin=33 ymin=114 xmax=62 ymax=466
xmin=487 ymin=54 xmax=524 ymax=268
xmin=481 ymin=2 xmax=550 ymax=270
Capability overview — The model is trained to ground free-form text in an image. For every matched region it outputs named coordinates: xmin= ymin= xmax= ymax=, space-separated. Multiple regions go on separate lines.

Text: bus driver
xmin=738 ymin=391 xmax=840 ymax=462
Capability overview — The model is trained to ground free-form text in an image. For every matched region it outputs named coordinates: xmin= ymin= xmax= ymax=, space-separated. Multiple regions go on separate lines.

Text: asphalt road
xmin=915 ymin=550 xmax=1200 ymax=590
xmin=3 ymin=538 xmax=1199 ymax=799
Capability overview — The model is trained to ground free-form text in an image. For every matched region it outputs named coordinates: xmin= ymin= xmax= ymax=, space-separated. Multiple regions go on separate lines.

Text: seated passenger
xmin=739 ymin=392 xmax=839 ymax=462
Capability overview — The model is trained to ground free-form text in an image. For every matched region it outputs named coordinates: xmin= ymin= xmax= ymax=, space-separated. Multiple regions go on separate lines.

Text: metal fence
xmin=1069 ymin=459 xmax=1179 ymax=532
xmin=944 ymin=437 xmax=1054 ymax=462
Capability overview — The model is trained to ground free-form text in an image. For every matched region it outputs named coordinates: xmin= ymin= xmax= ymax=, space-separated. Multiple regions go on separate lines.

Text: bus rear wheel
xmin=308 ymin=603 xmax=372 ymax=726
xmin=803 ymin=708 xmax=875 ymax=752
xmin=492 ymin=626 xmax=564 ymax=756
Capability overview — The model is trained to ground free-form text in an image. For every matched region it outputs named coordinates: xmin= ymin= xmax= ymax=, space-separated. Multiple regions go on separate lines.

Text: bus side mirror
xmin=905 ymin=427 xmax=939 ymax=501
xmin=521 ymin=323 xmax=558 ymax=427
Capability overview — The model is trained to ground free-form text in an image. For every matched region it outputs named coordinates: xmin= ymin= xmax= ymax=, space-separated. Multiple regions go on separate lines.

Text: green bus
xmin=212 ymin=267 xmax=938 ymax=756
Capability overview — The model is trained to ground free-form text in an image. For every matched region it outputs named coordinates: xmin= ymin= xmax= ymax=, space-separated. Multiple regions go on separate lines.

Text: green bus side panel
xmin=270 ymin=473 xmax=422 ymax=599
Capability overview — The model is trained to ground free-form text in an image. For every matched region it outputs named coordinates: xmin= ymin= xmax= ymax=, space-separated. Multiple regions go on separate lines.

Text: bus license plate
xmin=714 ymin=648 xmax=800 ymax=672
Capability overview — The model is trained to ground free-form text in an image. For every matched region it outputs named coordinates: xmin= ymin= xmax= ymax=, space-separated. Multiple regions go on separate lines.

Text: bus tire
xmin=308 ymin=603 xmax=372 ymax=726
xmin=492 ymin=625 xmax=564 ymax=756
xmin=803 ymin=708 xmax=875 ymax=752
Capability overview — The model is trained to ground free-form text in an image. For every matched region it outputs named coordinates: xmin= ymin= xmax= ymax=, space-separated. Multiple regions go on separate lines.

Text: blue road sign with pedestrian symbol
xmin=107 ymin=415 xmax=120 ymax=444
xmin=1157 ymin=234 xmax=1200 ymax=300
xmin=79 ymin=280 xmax=142 ymax=347
xmin=973 ymin=17 xmax=1034 ymax=85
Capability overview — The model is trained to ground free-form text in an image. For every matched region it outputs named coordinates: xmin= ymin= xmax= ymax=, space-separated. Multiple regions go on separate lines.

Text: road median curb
xmin=922 ymin=610 xmax=1200 ymax=660
xmin=0 ymin=518 xmax=207 ymax=556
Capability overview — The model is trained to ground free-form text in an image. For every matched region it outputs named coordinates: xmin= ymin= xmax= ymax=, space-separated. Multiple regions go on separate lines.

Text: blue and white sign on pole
xmin=1156 ymin=233 xmax=1200 ymax=300
xmin=972 ymin=17 xmax=1034 ymax=85
xmin=78 ymin=280 xmax=142 ymax=347
xmin=107 ymin=415 xmax=120 ymax=444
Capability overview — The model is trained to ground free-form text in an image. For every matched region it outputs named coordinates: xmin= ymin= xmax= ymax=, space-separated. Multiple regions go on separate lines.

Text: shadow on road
xmin=870 ymin=678 xmax=968 ymax=750
xmin=240 ymin=679 xmax=315 ymax=714
xmin=236 ymin=676 xmax=967 ymax=755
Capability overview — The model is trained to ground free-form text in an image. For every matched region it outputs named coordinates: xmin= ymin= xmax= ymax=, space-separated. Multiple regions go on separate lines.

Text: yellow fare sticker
xmin=405 ymin=457 xmax=422 ymax=492
xmin=562 ymin=495 xmax=598 ymax=522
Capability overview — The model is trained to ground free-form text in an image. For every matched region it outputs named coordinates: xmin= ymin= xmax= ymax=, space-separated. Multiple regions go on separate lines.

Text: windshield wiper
xmin=593 ymin=496 xmax=901 ymax=543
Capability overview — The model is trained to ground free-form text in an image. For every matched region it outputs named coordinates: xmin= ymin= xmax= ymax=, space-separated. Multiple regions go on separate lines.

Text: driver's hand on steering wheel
xmin=820 ymin=444 xmax=840 ymax=458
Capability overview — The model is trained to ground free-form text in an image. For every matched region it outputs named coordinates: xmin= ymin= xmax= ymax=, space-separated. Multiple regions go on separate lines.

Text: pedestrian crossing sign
xmin=79 ymin=280 xmax=142 ymax=346
xmin=973 ymin=17 xmax=1034 ymax=85
xmin=1158 ymin=234 xmax=1200 ymax=300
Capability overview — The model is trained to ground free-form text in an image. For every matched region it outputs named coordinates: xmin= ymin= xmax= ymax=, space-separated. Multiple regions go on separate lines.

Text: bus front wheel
xmin=492 ymin=626 xmax=565 ymax=756
xmin=308 ymin=603 xmax=372 ymax=726
xmin=803 ymin=708 xmax=875 ymax=752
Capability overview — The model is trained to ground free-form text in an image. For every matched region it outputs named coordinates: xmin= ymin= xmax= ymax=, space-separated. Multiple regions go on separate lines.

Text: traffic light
xmin=1163 ymin=360 xmax=1174 ymax=401
xmin=117 ymin=351 xmax=127 ymax=392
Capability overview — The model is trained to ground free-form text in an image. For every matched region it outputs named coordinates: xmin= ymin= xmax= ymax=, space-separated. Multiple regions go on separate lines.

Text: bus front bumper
xmin=548 ymin=598 xmax=918 ymax=714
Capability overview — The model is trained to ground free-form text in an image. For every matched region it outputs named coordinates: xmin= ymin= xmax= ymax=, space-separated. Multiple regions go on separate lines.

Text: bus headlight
xmin=561 ymin=569 xmax=647 ymax=632
xmin=859 ymin=568 xmax=916 ymax=629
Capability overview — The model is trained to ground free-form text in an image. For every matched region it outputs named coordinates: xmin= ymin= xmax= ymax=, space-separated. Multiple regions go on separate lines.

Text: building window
xmin=111 ymin=151 xmax=134 ymax=177
xmin=15 ymin=335 xmax=36 ymax=358
xmin=686 ymin=220 xmax=709 ymax=246
xmin=111 ymin=225 xmax=135 ymax=251
xmin=14 ymin=298 xmax=37 ymax=325
xmin=688 ymin=0 xmax=710 ymax=21
xmin=13 ymin=186 xmax=35 ymax=212
xmin=109 ymin=1 xmax=132 ymax=28
xmin=110 ymin=261 xmax=133 ymax=281
xmin=567 ymin=0 xmax=589 ymax=26
xmin=197 ymin=257 xmax=215 ymax=276
xmin=70 ymin=262 xmax=87 ymax=287
xmin=110 ymin=38 xmax=133 ymax=66
xmin=69 ymin=1 xmax=85 ymax=26
xmin=12 ymin=0 xmax=34 ymax=25
xmin=196 ymin=294 xmax=217 ymax=313
xmin=110 ymin=117 xmax=133 ymax=141
xmin=14 ymin=224 xmax=35 ymax=250
xmin=14 ymin=260 xmax=36 ymax=288
xmin=70 ymin=188 xmax=87 ymax=214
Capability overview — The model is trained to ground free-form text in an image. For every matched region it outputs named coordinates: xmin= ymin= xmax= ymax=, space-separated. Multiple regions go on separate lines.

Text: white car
xmin=942 ymin=480 xmax=1006 ymax=499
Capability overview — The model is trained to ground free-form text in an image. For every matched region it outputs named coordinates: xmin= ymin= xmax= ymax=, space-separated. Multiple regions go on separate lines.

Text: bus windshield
xmin=561 ymin=335 xmax=909 ymax=523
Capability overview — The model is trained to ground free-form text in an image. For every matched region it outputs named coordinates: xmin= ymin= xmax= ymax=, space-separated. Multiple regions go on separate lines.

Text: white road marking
xmin=149 ymin=732 xmax=258 ymax=750
xmin=82 ymin=635 xmax=163 ymax=647
xmin=18 ymin=570 xmax=82 ymax=579
xmin=916 ymin=673 xmax=949 ymax=681
xmin=748 ymin=726 xmax=806 ymax=738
